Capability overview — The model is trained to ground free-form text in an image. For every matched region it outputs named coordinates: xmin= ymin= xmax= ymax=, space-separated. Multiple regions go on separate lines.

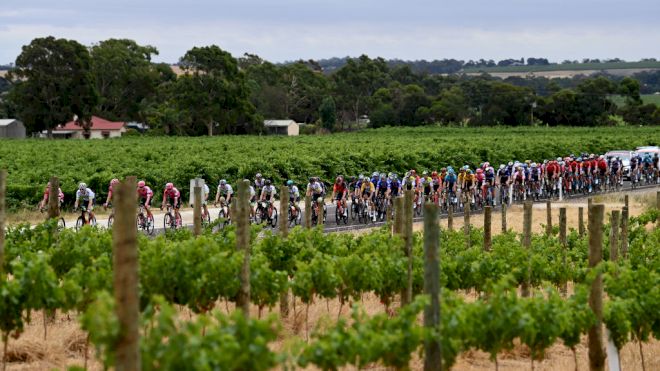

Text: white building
xmin=263 ymin=119 xmax=300 ymax=136
xmin=0 ymin=119 xmax=26 ymax=138
xmin=52 ymin=116 xmax=127 ymax=139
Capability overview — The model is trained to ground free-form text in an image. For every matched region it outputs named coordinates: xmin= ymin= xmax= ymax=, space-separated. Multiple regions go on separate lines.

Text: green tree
xmin=8 ymin=37 xmax=98 ymax=137
xmin=90 ymin=39 xmax=162 ymax=122
xmin=429 ymin=86 xmax=469 ymax=125
xmin=175 ymin=45 xmax=255 ymax=136
xmin=319 ymin=96 xmax=336 ymax=131
xmin=333 ymin=55 xmax=390 ymax=128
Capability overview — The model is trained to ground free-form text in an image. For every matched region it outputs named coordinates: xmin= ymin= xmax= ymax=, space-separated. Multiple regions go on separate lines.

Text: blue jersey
xmin=444 ymin=173 xmax=457 ymax=184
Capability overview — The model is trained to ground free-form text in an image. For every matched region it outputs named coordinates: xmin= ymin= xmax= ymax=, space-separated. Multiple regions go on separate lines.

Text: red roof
xmin=56 ymin=116 xmax=125 ymax=131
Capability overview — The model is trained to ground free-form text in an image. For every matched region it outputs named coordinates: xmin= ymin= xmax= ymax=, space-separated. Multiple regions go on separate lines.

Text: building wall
xmin=287 ymin=123 xmax=300 ymax=136
xmin=70 ymin=129 xmax=124 ymax=139
xmin=0 ymin=121 xmax=27 ymax=138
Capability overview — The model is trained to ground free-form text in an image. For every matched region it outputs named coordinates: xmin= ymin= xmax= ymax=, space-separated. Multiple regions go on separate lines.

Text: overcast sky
xmin=1 ymin=0 xmax=659 ymax=64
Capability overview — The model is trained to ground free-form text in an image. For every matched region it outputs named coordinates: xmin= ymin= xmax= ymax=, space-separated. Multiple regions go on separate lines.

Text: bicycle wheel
xmin=146 ymin=214 xmax=155 ymax=235
xmin=58 ymin=218 xmax=66 ymax=231
xmin=270 ymin=208 xmax=278 ymax=228
xmin=75 ymin=216 xmax=84 ymax=231
xmin=164 ymin=213 xmax=174 ymax=230
xmin=107 ymin=214 xmax=114 ymax=228
xmin=136 ymin=214 xmax=145 ymax=232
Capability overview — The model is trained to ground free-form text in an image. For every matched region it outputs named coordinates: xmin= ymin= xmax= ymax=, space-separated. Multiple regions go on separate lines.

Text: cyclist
xmin=483 ymin=163 xmax=496 ymax=205
xmin=443 ymin=167 xmax=458 ymax=207
xmin=39 ymin=181 xmax=64 ymax=211
xmin=359 ymin=175 xmax=376 ymax=221
xmin=74 ymin=182 xmax=96 ymax=224
xmin=214 ymin=179 xmax=233 ymax=217
xmin=475 ymin=168 xmax=485 ymax=204
xmin=389 ymin=173 xmax=401 ymax=198
xmin=161 ymin=183 xmax=182 ymax=226
xmin=136 ymin=180 xmax=154 ymax=220
xmin=254 ymin=173 xmax=265 ymax=196
xmin=307 ymin=177 xmax=325 ymax=222
xmin=529 ymin=163 xmax=542 ymax=199
xmin=420 ymin=171 xmax=433 ymax=203
xmin=375 ymin=173 xmax=390 ymax=216
xmin=332 ymin=176 xmax=349 ymax=217
xmin=462 ymin=169 xmax=476 ymax=206
xmin=512 ymin=166 xmax=526 ymax=201
xmin=287 ymin=180 xmax=301 ymax=218
xmin=642 ymin=153 xmax=654 ymax=181
xmin=259 ymin=179 xmax=277 ymax=219
xmin=630 ymin=154 xmax=640 ymax=183
xmin=431 ymin=171 xmax=442 ymax=204
xmin=102 ymin=178 xmax=120 ymax=209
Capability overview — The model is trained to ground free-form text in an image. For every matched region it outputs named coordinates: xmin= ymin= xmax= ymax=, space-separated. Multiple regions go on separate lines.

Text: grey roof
xmin=264 ymin=119 xmax=297 ymax=127
xmin=0 ymin=119 xmax=20 ymax=127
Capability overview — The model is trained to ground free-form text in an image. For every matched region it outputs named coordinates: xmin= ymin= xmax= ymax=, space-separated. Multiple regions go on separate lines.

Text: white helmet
xmin=78 ymin=182 xmax=87 ymax=190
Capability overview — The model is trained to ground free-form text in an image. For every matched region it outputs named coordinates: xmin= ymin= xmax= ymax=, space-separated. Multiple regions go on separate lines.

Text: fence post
xmin=484 ymin=206 xmax=492 ymax=252
xmin=559 ymin=207 xmax=568 ymax=296
xmin=621 ymin=207 xmax=629 ymax=259
xmin=304 ymin=195 xmax=312 ymax=229
xmin=546 ymin=201 xmax=553 ymax=236
xmin=521 ymin=201 xmax=533 ymax=297
xmin=447 ymin=204 xmax=453 ymax=231
xmin=463 ymin=196 xmax=471 ymax=248
xmin=657 ymin=191 xmax=660 ymax=229
xmin=48 ymin=176 xmax=60 ymax=220
xmin=394 ymin=197 xmax=404 ymax=235
xmin=624 ymin=194 xmax=629 ymax=210
xmin=317 ymin=198 xmax=325 ymax=227
xmin=588 ymin=203 xmax=606 ymax=371
xmin=402 ymin=190 xmax=414 ymax=305
xmin=610 ymin=210 xmax=620 ymax=262
xmin=236 ymin=180 xmax=251 ymax=317
xmin=579 ymin=207 xmax=585 ymax=237
xmin=0 ymin=170 xmax=6 ymax=275
xmin=279 ymin=186 xmax=290 ymax=318
xmin=112 ymin=176 xmax=140 ymax=371
xmin=423 ymin=203 xmax=441 ymax=371
xmin=193 ymin=185 xmax=202 ymax=236
xmin=501 ymin=203 xmax=507 ymax=233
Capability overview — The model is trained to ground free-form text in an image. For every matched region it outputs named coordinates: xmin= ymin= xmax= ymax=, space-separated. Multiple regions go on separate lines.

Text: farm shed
xmin=0 ymin=119 xmax=26 ymax=138
xmin=264 ymin=119 xmax=300 ymax=136
xmin=52 ymin=116 xmax=126 ymax=139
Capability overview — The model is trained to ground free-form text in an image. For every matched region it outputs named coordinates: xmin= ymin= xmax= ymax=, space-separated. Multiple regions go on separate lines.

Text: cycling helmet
xmin=256 ymin=173 xmax=262 ymax=178
xmin=476 ymin=168 xmax=483 ymax=174
xmin=111 ymin=178 xmax=120 ymax=185
xmin=467 ymin=169 xmax=473 ymax=174
xmin=165 ymin=183 xmax=173 ymax=190
xmin=523 ymin=163 xmax=528 ymax=168
xmin=137 ymin=180 xmax=146 ymax=187
xmin=410 ymin=169 xmax=417 ymax=175
xmin=440 ymin=167 xmax=446 ymax=172
xmin=78 ymin=182 xmax=87 ymax=190
xmin=447 ymin=166 xmax=454 ymax=172
xmin=380 ymin=173 xmax=386 ymax=179
xmin=358 ymin=174 xmax=364 ymax=180
xmin=556 ymin=157 xmax=561 ymax=162
xmin=598 ymin=155 xmax=604 ymax=160
xmin=265 ymin=179 xmax=271 ymax=186
xmin=525 ymin=160 xmax=531 ymax=164
xmin=483 ymin=162 xmax=490 ymax=168
xmin=219 ymin=179 xmax=226 ymax=185
xmin=508 ymin=161 xmax=513 ymax=166
xmin=287 ymin=180 xmax=294 ymax=186
xmin=422 ymin=170 xmax=428 ymax=176
xmin=431 ymin=171 xmax=438 ymax=177
xmin=577 ymin=157 xmax=582 ymax=162
xmin=499 ymin=164 xmax=505 ymax=170
xmin=531 ymin=163 xmax=537 ymax=168
xmin=349 ymin=176 xmax=356 ymax=182
xmin=372 ymin=171 xmax=379 ymax=177
xmin=335 ymin=176 xmax=343 ymax=183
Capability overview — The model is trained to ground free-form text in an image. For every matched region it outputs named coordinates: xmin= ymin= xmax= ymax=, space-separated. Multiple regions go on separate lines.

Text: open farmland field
xmin=1 ymin=126 xmax=660 ymax=210
xmin=610 ymin=94 xmax=660 ymax=107
xmin=461 ymin=61 xmax=660 ymax=74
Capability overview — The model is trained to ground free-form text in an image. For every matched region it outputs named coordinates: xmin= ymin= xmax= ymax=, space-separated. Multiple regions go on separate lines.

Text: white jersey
xmin=217 ymin=184 xmax=234 ymax=196
xmin=261 ymin=185 xmax=277 ymax=198
xmin=76 ymin=188 xmax=95 ymax=201
xmin=203 ymin=184 xmax=210 ymax=196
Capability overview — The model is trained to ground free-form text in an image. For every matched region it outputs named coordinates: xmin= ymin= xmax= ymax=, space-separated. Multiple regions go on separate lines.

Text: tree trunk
xmin=236 ymin=180 xmax=251 ymax=317
xmin=207 ymin=121 xmax=213 ymax=136
xmin=587 ymin=203 xmax=605 ymax=371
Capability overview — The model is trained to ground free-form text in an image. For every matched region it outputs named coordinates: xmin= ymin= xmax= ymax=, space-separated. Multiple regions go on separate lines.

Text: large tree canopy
xmin=8 ymin=36 xmax=98 ymax=137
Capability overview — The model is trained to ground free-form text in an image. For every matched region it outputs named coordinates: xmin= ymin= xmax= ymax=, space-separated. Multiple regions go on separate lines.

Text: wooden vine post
xmin=447 ymin=204 xmax=453 ymax=231
xmin=483 ymin=206 xmax=492 ymax=252
xmin=578 ymin=207 xmax=585 ymax=237
xmin=193 ymin=184 xmax=202 ymax=236
xmin=236 ymin=180 xmax=251 ymax=316
xmin=423 ymin=203 xmax=441 ymax=371
xmin=546 ymin=201 xmax=553 ymax=236
xmin=48 ymin=176 xmax=60 ymax=220
xmin=559 ymin=207 xmax=568 ymax=296
xmin=112 ymin=176 xmax=140 ymax=371
xmin=521 ymin=201 xmax=533 ymax=297
xmin=501 ymin=203 xmax=507 ymax=233
xmin=402 ymin=190 xmax=414 ymax=305
xmin=0 ymin=170 xmax=5 ymax=275
xmin=588 ymin=203 xmax=606 ymax=371
xmin=394 ymin=196 xmax=404 ymax=235
xmin=317 ymin=197 xmax=325 ymax=227
xmin=610 ymin=210 xmax=620 ymax=262
xmin=621 ymin=206 xmax=629 ymax=259
xmin=657 ymin=191 xmax=660 ymax=229
xmin=463 ymin=197 xmax=471 ymax=248
xmin=279 ymin=186 xmax=290 ymax=318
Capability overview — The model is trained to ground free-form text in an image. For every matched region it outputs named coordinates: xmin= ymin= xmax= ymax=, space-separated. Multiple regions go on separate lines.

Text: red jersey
xmin=333 ymin=182 xmax=347 ymax=194
xmin=44 ymin=186 xmax=64 ymax=201
xmin=570 ymin=161 xmax=579 ymax=172
xmin=546 ymin=161 xmax=559 ymax=175
xmin=164 ymin=188 xmax=180 ymax=199
xmin=138 ymin=186 xmax=153 ymax=198
xmin=597 ymin=159 xmax=607 ymax=170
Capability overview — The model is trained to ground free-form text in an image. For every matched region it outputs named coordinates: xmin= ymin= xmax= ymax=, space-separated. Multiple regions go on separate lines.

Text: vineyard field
xmin=1 ymin=126 xmax=659 ymax=210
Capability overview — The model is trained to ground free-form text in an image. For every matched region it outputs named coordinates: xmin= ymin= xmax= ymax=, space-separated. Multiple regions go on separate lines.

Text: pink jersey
xmin=138 ymin=186 xmax=153 ymax=198
xmin=164 ymin=187 xmax=180 ymax=199
xmin=44 ymin=187 xmax=64 ymax=201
